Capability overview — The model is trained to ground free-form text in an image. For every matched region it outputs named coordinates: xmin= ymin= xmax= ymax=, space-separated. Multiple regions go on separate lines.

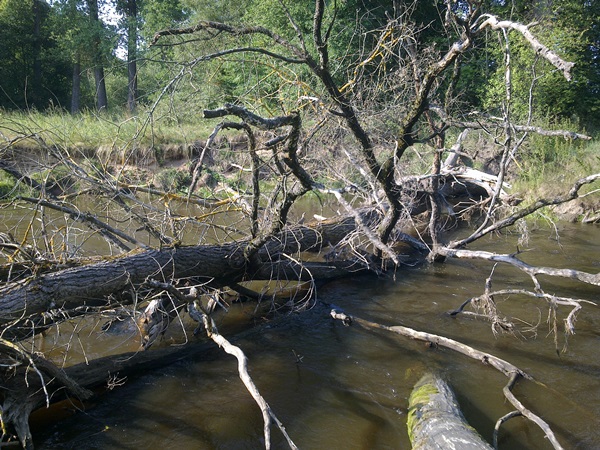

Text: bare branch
xmin=448 ymin=174 xmax=600 ymax=248
xmin=152 ymin=20 xmax=306 ymax=61
xmin=189 ymin=301 xmax=298 ymax=449
xmin=437 ymin=248 xmax=600 ymax=287
xmin=476 ymin=15 xmax=575 ymax=81
xmin=503 ymin=373 xmax=564 ymax=450
xmin=329 ymin=309 xmax=564 ymax=449
xmin=17 ymin=196 xmax=140 ymax=251
xmin=203 ymin=104 xmax=298 ymax=130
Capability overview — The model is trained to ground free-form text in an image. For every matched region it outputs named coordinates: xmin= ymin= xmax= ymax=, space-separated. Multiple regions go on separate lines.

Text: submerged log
xmin=407 ymin=373 xmax=493 ymax=450
xmin=2 ymin=318 xmax=270 ymax=448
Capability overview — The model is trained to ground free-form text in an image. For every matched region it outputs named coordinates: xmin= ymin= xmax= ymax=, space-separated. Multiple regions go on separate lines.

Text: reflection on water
xmin=30 ymin=223 xmax=600 ymax=449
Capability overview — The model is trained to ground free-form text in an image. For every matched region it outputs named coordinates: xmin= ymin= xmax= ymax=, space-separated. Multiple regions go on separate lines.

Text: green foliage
xmin=464 ymin=0 xmax=600 ymax=129
xmin=0 ymin=0 xmax=72 ymax=109
xmin=155 ymin=167 xmax=192 ymax=192
xmin=0 ymin=0 xmax=597 ymax=152
xmin=515 ymin=129 xmax=600 ymax=194
xmin=0 ymin=171 xmax=22 ymax=198
xmin=140 ymin=0 xmax=189 ymax=41
xmin=0 ymin=108 xmax=215 ymax=161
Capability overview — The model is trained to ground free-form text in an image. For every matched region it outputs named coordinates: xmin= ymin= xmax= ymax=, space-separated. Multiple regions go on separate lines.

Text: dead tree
xmin=0 ymin=1 xmax=598 ymax=448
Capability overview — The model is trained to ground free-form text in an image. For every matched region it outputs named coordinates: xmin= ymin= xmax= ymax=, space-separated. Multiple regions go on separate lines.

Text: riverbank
xmin=1 ymin=110 xmax=599 ymax=222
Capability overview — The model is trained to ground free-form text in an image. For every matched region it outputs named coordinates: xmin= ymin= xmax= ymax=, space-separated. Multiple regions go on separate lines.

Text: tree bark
xmin=0 ymin=212 xmax=375 ymax=329
xmin=71 ymin=57 xmax=81 ymax=114
xmin=87 ymin=0 xmax=108 ymax=112
xmin=93 ymin=66 xmax=108 ymax=112
xmin=408 ymin=373 xmax=493 ymax=450
xmin=31 ymin=0 xmax=44 ymax=108
xmin=125 ymin=0 xmax=138 ymax=113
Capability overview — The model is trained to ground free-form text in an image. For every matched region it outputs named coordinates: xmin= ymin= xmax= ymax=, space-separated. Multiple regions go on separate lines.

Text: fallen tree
xmin=0 ymin=1 xmax=598 ymax=448
xmin=0 ymin=167 xmax=506 ymax=331
xmin=407 ymin=373 xmax=493 ymax=450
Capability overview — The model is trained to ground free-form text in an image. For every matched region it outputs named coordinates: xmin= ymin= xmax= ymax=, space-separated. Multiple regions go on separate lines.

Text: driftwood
xmin=408 ymin=373 xmax=493 ymax=450
xmin=329 ymin=309 xmax=564 ymax=450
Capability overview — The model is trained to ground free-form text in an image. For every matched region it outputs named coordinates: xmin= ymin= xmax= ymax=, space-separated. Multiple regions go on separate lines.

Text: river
xmin=21 ymin=219 xmax=598 ymax=449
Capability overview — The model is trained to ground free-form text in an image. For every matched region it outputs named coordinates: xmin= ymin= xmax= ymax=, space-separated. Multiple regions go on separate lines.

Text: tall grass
xmin=0 ymin=108 xmax=214 ymax=156
xmin=2 ymin=108 xmax=598 ymax=208
xmin=515 ymin=134 xmax=599 ymax=195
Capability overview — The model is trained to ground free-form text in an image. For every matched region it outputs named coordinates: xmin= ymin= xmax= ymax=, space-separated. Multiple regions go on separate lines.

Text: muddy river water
xmin=11 ymin=216 xmax=600 ymax=449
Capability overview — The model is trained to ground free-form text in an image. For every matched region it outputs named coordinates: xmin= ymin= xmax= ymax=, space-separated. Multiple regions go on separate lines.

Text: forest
xmin=0 ymin=0 xmax=599 ymax=449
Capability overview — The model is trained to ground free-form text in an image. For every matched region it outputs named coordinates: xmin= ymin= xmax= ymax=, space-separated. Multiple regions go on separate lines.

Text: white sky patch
xmin=100 ymin=2 xmax=127 ymax=60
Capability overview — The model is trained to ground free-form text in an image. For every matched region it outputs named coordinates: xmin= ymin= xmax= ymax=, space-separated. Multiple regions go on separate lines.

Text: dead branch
xmin=475 ymin=15 xmax=575 ymax=81
xmin=203 ymin=104 xmax=298 ymax=130
xmin=318 ymin=187 xmax=399 ymax=265
xmin=152 ymin=20 xmax=307 ymax=62
xmin=452 ymin=288 xmax=594 ymax=336
xmin=0 ymin=160 xmax=57 ymax=200
xmin=502 ymin=373 xmax=564 ymax=450
xmin=189 ymin=301 xmax=297 ymax=449
xmin=443 ymin=118 xmax=592 ymax=141
xmin=0 ymin=338 xmax=92 ymax=449
xmin=329 ymin=309 xmax=564 ymax=449
xmin=437 ymin=248 xmax=600 ymax=288
xmin=329 ymin=309 xmax=528 ymax=378
xmin=447 ymin=173 xmax=600 ymax=249
xmin=17 ymin=196 xmax=141 ymax=251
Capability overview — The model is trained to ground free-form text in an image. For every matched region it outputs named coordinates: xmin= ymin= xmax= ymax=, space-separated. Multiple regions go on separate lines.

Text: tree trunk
xmin=408 ymin=373 xmax=493 ymax=450
xmin=87 ymin=0 xmax=108 ymax=112
xmin=71 ymin=57 xmax=81 ymax=114
xmin=31 ymin=0 xmax=43 ymax=108
xmin=126 ymin=0 xmax=138 ymax=113
xmin=0 ymin=211 xmax=377 ymax=330
xmin=93 ymin=65 xmax=108 ymax=112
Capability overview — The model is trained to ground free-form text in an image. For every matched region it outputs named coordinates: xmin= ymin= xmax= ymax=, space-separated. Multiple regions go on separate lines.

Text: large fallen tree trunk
xmin=408 ymin=373 xmax=493 ymax=450
xmin=0 ymin=212 xmax=377 ymax=328
xmin=0 ymin=170 xmax=494 ymax=332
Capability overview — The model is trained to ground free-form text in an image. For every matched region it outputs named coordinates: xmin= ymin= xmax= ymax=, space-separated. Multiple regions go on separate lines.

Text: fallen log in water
xmin=0 ymin=211 xmax=376 ymax=329
xmin=408 ymin=373 xmax=493 ymax=450
xmin=1 ymin=324 xmax=254 ymax=449
xmin=0 ymin=171 xmax=498 ymax=330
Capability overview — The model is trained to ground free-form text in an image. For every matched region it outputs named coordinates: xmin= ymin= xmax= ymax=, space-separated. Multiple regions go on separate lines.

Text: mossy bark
xmin=407 ymin=373 xmax=493 ymax=450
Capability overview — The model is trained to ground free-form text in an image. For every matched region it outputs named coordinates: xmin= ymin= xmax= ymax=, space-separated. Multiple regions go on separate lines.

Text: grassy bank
xmin=1 ymin=109 xmax=598 ymax=220
xmin=510 ymin=133 xmax=600 ymax=221
xmin=0 ymin=108 xmax=213 ymax=158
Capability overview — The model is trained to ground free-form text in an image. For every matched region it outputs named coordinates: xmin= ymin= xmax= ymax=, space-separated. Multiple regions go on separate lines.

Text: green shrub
xmin=155 ymin=168 xmax=192 ymax=192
